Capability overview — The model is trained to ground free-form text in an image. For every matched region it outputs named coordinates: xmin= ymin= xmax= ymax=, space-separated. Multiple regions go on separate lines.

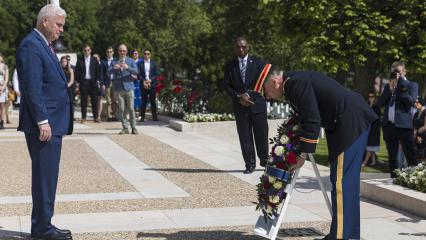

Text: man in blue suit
xmin=377 ymin=62 xmax=418 ymax=177
xmin=138 ymin=49 xmax=159 ymax=122
xmin=16 ymin=4 xmax=73 ymax=240
xmin=110 ymin=44 xmax=139 ymax=134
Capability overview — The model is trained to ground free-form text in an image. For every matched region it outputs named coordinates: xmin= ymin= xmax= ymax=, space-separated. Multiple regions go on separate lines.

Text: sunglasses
xmin=144 ymin=52 xmax=151 ymax=55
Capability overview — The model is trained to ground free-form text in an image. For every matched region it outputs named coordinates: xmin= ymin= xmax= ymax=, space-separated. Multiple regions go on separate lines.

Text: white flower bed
xmin=394 ymin=163 xmax=426 ymax=193
xmin=183 ymin=113 xmax=235 ymax=123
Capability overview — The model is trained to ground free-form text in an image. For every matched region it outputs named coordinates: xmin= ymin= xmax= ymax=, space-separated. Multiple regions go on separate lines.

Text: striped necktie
xmin=240 ymin=58 xmax=246 ymax=83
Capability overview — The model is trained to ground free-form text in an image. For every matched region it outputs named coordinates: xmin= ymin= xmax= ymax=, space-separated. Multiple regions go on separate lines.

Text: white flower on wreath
xmin=265 ymin=204 xmax=273 ymax=214
xmin=274 ymin=146 xmax=285 ymax=156
xmin=269 ymin=195 xmax=280 ymax=204
xmin=280 ymin=135 xmax=290 ymax=144
xmin=268 ymin=176 xmax=276 ymax=183
xmin=293 ymin=125 xmax=300 ymax=131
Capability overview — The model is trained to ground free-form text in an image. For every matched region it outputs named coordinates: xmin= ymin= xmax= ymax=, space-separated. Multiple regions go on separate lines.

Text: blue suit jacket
xmin=138 ymin=60 xmax=158 ymax=88
xmin=16 ymin=30 xmax=73 ymax=136
xmin=110 ymin=57 xmax=138 ymax=91
xmin=377 ymin=78 xmax=417 ymax=129
xmin=100 ymin=58 xmax=114 ymax=87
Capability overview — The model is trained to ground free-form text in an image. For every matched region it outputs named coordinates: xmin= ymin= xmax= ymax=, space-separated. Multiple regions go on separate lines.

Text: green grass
xmin=310 ymin=130 xmax=389 ymax=173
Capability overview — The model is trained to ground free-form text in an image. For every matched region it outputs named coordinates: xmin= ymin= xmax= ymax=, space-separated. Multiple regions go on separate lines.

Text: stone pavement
xmin=0 ymin=110 xmax=424 ymax=240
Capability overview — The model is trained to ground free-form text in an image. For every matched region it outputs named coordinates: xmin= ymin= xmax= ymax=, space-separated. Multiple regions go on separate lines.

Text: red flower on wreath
xmin=276 ymin=162 xmax=286 ymax=169
xmin=287 ymin=152 xmax=297 ymax=164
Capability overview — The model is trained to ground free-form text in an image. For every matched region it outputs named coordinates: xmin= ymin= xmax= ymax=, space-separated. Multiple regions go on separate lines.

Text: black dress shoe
xmin=260 ymin=160 xmax=267 ymax=167
xmin=31 ymin=228 xmax=72 ymax=240
xmin=243 ymin=166 xmax=255 ymax=174
xmin=52 ymin=225 xmax=71 ymax=235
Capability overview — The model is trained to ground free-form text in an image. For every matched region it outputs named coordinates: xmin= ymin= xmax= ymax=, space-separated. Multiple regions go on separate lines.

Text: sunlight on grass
xmin=309 ymin=130 xmax=389 ymax=173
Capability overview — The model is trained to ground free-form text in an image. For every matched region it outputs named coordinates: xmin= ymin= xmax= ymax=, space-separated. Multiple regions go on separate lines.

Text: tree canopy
xmin=1 ymin=0 xmax=426 ymax=109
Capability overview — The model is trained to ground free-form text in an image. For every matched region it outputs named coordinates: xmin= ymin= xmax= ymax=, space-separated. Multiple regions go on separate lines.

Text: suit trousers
xmin=140 ymin=87 xmax=157 ymax=119
xmin=329 ymin=127 xmax=369 ymax=240
xmin=382 ymin=124 xmax=417 ymax=177
xmin=234 ymin=109 xmax=268 ymax=168
xmin=115 ymin=89 xmax=136 ymax=129
xmin=25 ymin=133 xmax=63 ymax=235
xmin=80 ymin=81 xmax=98 ymax=120
xmin=104 ymin=85 xmax=117 ymax=118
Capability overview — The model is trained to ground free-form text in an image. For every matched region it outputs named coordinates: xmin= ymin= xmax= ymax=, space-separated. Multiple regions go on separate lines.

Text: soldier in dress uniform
xmin=264 ymin=66 xmax=378 ymax=240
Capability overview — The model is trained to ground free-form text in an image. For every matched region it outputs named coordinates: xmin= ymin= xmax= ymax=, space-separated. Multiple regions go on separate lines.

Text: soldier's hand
xmin=289 ymin=152 xmax=307 ymax=171
xmin=38 ymin=123 xmax=52 ymax=142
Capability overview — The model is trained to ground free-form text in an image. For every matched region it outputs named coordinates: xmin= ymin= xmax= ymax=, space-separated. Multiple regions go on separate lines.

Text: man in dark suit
xmin=100 ymin=46 xmax=116 ymax=121
xmin=224 ymin=37 xmax=269 ymax=174
xmin=264 ymin=67 xmax=377 ymax=240
xmin=377 ymin=62 xmax=418 ymax=177
xmin=76 ymin=44 xmax=100 ymax=123
xmin=138 ymin=49 xmax=158 ymax=122
xmin=16 ymin=4 xmax=73 ymax=240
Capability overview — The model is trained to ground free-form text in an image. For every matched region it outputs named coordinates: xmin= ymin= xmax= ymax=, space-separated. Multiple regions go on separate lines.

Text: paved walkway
xmin=0 ymin=110 xmax=424 ymax=239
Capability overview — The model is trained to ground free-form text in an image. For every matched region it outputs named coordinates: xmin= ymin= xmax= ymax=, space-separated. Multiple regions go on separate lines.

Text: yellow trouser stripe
xmin=337 ymin=152 xmax=344 ymax=239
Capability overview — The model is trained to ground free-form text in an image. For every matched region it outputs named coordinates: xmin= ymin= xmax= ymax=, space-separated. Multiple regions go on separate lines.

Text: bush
xmin=207 ymin=92 xmax=233 ymax=114
xmin=394 ymin=163 xmax=426 ymax=193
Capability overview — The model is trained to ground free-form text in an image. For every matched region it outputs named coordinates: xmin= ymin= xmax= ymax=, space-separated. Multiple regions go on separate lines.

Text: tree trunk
xmin=353 ymin=55 xmax=378 ymax=97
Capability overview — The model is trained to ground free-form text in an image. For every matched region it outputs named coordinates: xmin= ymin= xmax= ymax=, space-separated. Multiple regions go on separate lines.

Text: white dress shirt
xmin=85 ymin=56 xmax=91 ymax=79
xmin=144 ymin=60 xmax=151 ymax=80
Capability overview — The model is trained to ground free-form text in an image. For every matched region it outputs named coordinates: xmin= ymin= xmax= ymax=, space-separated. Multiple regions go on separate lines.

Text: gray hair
xmin=36 ymin=4 xmax=66 ymax=26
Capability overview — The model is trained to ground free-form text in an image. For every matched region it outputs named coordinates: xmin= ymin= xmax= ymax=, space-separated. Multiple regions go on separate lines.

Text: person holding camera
xmin=377 ymin=61 xmax=418 ymax=178
xmin=223 ymin=37 xmax=269 ymax=174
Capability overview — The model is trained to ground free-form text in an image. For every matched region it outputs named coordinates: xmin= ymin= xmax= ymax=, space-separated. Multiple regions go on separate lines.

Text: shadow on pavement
xmin=136 ymin=230 xmax=271 ymax=240
xmin=0 ymin=229 xmax=30 ymax=239
xmin=145 ymin=167 xmax=264 ymax=173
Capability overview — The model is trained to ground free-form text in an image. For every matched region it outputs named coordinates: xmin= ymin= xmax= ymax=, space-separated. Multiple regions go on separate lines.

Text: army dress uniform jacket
xmin=284 ymin=71 xmax=378 ymax=159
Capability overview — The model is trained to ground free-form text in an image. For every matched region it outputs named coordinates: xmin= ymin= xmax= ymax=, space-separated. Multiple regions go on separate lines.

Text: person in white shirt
xmin=138 ymin=49 xmax=159 ymax=122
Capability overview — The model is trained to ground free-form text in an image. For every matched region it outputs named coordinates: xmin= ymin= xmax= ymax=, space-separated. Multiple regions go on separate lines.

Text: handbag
xmin=7 ymin=86 xmax=15 ymax=102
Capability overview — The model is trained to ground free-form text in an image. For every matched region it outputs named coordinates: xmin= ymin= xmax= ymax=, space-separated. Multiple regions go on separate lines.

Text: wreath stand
xmin=254 ymin=154 xmax=332 ymax=240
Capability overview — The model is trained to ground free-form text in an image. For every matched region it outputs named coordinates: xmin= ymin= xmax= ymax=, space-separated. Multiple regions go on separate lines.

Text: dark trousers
xmin=383 ymin=124 xmax=417 ymax=177
xmin=67 ymin=86 xmax=75 ymax=120
xmin=235 ymin=110 xmax=268 ymax=168
xmin=329 ymin=127 xmax=369 ymax=240
xmin=80 ymin=81 xmax=98 ymax=119
xmin=25 ymin=133 xmax=63 ymax=235
xmin=140 ymin=87 xmax=157 ymax=119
